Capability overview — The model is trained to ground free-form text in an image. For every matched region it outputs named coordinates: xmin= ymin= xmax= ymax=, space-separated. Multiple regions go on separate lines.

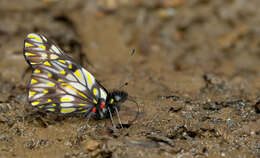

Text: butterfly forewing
xmin=24 ymin=33 xmax=108 ymax=115
xmin=24 ymin=33 xmax=65 ymax=68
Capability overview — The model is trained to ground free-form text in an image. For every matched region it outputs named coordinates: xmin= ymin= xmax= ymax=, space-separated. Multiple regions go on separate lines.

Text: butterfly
xmin=23 ymin=33 xmax=128 ymax=127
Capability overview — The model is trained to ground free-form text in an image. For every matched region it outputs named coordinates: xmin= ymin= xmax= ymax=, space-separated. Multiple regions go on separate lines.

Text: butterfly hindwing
xmin=24 ymin=33 xmax=108 ymax=115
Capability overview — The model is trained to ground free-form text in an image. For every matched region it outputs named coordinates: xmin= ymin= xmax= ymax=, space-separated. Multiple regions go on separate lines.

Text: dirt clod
xmin=85 ymin=139 xmax=100 ymax=151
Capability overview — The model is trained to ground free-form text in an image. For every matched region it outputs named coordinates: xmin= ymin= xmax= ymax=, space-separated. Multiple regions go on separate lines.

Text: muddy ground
xmin=0 ymin=0 xmax=259 ymax=157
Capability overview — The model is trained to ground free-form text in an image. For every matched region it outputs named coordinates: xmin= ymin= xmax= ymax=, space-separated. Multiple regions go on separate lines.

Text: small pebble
xmin=85 ymin=139 xmax=99 ymax=151
xmin=158 ymin=8 xmax=175 ymax=19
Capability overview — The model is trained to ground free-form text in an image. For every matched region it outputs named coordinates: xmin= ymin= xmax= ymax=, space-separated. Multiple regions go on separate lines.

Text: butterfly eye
xmin=110 ymin=98 xmax=114 ymax=104
xmin=115 ymin=95 xmax=121 ymax=102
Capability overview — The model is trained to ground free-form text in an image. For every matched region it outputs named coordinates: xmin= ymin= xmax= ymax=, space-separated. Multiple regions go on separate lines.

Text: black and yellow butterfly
xmin=23 ymin=33 xmax=128 ymax=125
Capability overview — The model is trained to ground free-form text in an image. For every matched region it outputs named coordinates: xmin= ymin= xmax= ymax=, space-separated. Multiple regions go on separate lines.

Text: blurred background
xmin=0 ymin=0 xmax=259 ymax=157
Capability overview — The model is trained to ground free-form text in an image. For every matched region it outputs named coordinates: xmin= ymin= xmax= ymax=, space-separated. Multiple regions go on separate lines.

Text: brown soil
xmin=0 ymin=0 xmax=259 ymax=158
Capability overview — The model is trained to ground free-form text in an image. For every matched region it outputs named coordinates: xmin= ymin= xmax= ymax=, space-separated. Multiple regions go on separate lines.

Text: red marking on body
xmin=92 ymin=107 xmax=97 ymax=112
xmin=100 ymin=102 xmax=106 ymax=109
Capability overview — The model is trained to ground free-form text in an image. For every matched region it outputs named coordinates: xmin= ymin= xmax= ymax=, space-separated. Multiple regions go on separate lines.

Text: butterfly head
xmin=94 ymin=90 xmax=128 ymax=119
xmin=107 ymin=90 xmax=128 ymax=106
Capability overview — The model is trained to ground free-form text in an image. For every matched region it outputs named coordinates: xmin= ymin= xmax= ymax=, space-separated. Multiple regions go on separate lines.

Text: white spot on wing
xmin=66 ymin=74 xmax=77 ymax=82
xmin=50 ymin=54 xmax=59 ymax=59
xmin=33 ymin=73 xmax=48 ymax=78
xmin=33 ymin=83 xmax=53 ymax=88
xmin=31 ymin=47 xmax=45 ymax=51
xmin=63 ymin=86 xmax=77 ymax=95
xmin=69 ymin=82 xmax=86 ymax=91
xmin=42 ymin=35 xmax=47 ymax=42
xmin=51 ymin=45 xmax=62 ymax=54
xmin=100 ymin=88 xmax=107 ymax=100
xmin=32 ymin=88 xmax=45 ymax=91
xmin=61 ymin=95 xmax=75 ymax=102
xmin=32 ymin=93 xmax=45 ymax=100
xmin=51 ymin=61 xmax=64 ymax=72
xmin=41 ymin=66 xmax=60 ymax=74
xmin=60 ymin=103 xmax=74 ymax=107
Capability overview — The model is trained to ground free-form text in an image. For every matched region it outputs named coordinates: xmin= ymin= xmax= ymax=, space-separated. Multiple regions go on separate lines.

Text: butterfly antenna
xmin=119 ymin=82 xmax=128 ymax=89
xmin=118 ymin=48 xmax=135 ymax=89
xmin=79 ymin=112 xmax=94 ymax=132
xmin=127 ymin=97 xmax=140 ymax=125
xmin=114 ymin=107 xmax=123 ymax=129
xmin=108 ymin=107 xmax=116 ymax=129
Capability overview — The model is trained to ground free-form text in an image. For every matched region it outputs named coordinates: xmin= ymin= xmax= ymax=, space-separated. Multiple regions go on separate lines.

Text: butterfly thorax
xmin=93 ymin=90 xmax=128 ymax=119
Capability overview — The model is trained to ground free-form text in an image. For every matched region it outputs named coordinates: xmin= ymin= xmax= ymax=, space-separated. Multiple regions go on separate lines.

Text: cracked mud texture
xmin=0 ymin=0 xmax=259 ymax=158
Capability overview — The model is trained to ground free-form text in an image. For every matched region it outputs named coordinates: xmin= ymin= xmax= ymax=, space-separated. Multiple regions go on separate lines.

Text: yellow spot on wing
xmin=48 ymin=73 xmax=52 ymax=77
xmin=68 ymin=64 xmax=72 ymax=69
xmin=32 ymin=102 xmax=40 ymax=106
xmin=47 ymin=108 xmax=55 ymax=112
xmin=29 ymin=91 xmax=36 ymax=97
xmin=43 ymin=90 xmax=48 ymax=93
xmin=44 ymin=61 xmax=51 ymax=66
xmin=58 ymin=79 xmax=63 ymax=82
xmin=60 ymin=98 xmax=71 ymax=102
xmin=25 ymin=52 xmax=36 ymax=56
xmin=78 ymin=92 xmax=87 ymax=99
xmin=47 ymin=82 xmax=55 ymax=87
xmin=28 ymin=34 xmax=42 ymax=42
xmin=93 ymin=99 xmax=97 ymax=104
xmin=58 ymin=60 xmax=66 ymax=64
xmin=47 ymin=99 xmax=52 ymax=102
xmin=74 ymin=70 xmax=82 ymax=79
xmin=87 ymin=73 xmax=92 ymax=86
xmin=34 ymin=69 xmax=40 ymax=73
xmin=93 ymin=88 xmax=98 ymax=95
xmin=25 ymin=42 xmax=34 ymax=47
xmin=52 ymin=104 xmax=56 ymax=106
xmin=31 ymin=79 xmax=37 ymax=84
xmin=78 ymin=103 xmax=87 ymax=106
xmin=61 ymin=108 xmax=75 ymax=113
xmin=38 ymin=45 xmax=46 ymax=49
xmin=60 ymin=70 xmax=66 ymax=75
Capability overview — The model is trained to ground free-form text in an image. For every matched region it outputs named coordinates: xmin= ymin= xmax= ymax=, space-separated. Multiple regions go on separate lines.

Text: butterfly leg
xmin=85 ymin=112 xmax=94 ymax=128
xmin=114 ymin=107 xmax=123 ymax=129
xmin=108 ymin=107 xmax=116 ymax=129
xmin=78 ymin=112 xmax=94 ymax=133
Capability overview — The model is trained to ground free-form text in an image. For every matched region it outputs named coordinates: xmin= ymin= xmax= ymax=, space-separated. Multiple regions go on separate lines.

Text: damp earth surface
xmin=0 ymin=0 xmax=259 ymax=158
